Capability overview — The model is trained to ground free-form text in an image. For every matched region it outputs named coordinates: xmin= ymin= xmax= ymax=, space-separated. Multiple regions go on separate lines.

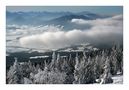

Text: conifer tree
xmin=7 ymin=58 xmax=23 ymax=84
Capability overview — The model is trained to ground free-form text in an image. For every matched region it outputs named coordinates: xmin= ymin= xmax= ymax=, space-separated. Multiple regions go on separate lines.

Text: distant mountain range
xmin=6 ymin=11 xmax=110 ymax=29
xmin=6 ymin=11 xmax=72 ymax=24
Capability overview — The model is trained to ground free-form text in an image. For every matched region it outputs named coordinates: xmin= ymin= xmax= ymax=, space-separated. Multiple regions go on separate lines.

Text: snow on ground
xmin=112 ymin=75 xmax=123 ymax=84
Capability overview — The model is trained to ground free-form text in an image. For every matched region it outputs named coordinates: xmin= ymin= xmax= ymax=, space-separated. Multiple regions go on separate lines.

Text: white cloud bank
xmin=19 ymin=15 xmax=123 ymax=49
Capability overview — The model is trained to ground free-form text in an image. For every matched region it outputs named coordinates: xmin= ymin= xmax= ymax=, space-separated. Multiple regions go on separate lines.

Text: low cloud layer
xmin=19 ymin=15 xmax=123 ymax=49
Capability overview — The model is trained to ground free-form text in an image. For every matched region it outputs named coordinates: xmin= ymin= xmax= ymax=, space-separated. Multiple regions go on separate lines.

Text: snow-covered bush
xmin=24 ymin=77 xmax=32 ymax=84
xmin=33 ymin=68 xmax=66 ymax=84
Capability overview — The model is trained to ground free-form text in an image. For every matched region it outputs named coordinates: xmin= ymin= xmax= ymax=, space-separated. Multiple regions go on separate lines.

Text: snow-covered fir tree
xmin=7 ymin=57 xmax=23 ymax=84
xmin=100 ymin=57 xmax=113 ymax=84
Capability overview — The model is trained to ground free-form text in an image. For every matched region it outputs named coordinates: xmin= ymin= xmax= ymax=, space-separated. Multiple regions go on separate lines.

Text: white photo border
xmin=0 ymin=0 xmax=128 ymax=90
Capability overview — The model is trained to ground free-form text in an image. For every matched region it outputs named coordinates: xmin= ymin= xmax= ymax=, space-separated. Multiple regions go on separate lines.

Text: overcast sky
xmin=6 ymin=6 xmax=123 ymax=15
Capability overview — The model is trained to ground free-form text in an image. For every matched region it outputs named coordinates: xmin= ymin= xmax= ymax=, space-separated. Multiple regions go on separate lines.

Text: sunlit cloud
xmin=19 ymin=15 xmax=123 ymax=49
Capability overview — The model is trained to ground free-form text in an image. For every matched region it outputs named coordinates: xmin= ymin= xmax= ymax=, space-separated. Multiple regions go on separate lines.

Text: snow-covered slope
xmin=57 ymin=43 xmax=98 ymax=52
xmin=112 ymin=75 xmax=123 ymax=84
